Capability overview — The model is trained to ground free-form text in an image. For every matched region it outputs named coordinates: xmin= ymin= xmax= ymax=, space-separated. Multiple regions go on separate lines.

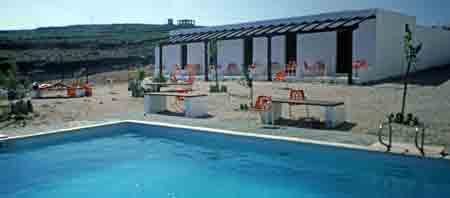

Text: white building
xmin=155 ymin=8 xmax=450 ymax=84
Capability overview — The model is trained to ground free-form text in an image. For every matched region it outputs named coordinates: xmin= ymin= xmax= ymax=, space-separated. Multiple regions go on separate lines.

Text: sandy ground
xmin=1 ymin=69 xmax=449 ymax=157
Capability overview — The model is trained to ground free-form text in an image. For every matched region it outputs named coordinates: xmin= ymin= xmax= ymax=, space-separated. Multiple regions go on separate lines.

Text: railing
xmin=378 ymin=117 xmax=393 ymax=152
xmin=415 ymin=125 xmax=426 ymax=156
xmin=378 ymin=114 xmax=427 ymax=156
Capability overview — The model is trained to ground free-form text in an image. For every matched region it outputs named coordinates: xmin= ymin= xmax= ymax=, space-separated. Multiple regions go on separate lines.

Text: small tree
xmin=208 ymin=39 xmax=220 ymax=89
xmin=398 ymin=25 xmax=422 ymax=123
xmin=136 ymin=68 xmax=146 ymax=81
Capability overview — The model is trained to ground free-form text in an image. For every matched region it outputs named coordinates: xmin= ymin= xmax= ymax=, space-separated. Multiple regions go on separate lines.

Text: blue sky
xmin=1 ymin=0 xmax=449 ymax=30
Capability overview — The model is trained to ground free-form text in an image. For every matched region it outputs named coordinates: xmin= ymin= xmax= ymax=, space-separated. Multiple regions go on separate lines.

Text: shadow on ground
xmin=367 ymin=65 xmax=450 ymax=86
xmin=275 ymin=118 xmax=356 ymax=131
xmin=149 ymin=111 xmax=214 ymax=119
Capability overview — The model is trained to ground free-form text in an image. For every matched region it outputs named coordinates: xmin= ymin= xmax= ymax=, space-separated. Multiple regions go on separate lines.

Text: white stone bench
xmin=272 ymin=98 xmax=346 ymax=128
xmin=144 ymin=92 xmax=208 ymax=118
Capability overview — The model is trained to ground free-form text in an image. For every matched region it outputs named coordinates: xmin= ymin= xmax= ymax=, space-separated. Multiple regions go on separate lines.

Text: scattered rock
xmin=402 ymin=149 xmax=409 ymax=155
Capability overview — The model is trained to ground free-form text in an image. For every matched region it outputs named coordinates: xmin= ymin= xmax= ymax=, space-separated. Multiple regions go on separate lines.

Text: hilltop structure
xmin=156 ymin=9 xmax=450 ymax=84
xmin=177 ymin=19 xmax=196 ymax=27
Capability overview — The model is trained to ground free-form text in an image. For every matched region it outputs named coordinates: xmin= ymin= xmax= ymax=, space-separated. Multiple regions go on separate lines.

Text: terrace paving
xmin=1 ymin=68 xmax=450 ymax=159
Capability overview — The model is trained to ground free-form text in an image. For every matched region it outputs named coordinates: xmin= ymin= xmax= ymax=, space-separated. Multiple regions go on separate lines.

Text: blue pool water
xmin=1 ymin=123 xmax=450 ymax=198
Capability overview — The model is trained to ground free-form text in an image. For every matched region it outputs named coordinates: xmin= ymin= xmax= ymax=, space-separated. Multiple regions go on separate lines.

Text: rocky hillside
xmin=0 ymin=24 xmax=196 ymax=80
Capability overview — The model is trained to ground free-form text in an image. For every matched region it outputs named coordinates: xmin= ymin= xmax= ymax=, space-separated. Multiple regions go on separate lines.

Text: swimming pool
xmin=1 ymin=121 xmax=449 ymax=198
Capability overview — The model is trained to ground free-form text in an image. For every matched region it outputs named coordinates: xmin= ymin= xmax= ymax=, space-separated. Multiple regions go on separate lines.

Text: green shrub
xmin=137 ymin=68 xmax=145 ymax=81
xmin=153 ymin=73 xmax=167 ymax=83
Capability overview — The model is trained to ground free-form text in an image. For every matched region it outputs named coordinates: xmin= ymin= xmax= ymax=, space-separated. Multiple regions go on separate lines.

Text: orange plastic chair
xmin=251 ymin=96 xmax=272 ymax=111
xmin=289 ymin=89 xmax=305 ymax=101
xmin=275 ymin=71 xmax=286 ymax=81
xmin=274 ymin=70 xmax=289 ymax=89
xmin=170 ymin=73 xmax=177 ymax=82
xmin=288 ymin=89 xmax=310 ymax=119
xmin=248 ymin=96 xmax=273 ymax=126
xmin=173 ymin=88 xmax=189 ymax=112
xmin=67 ymin=87 xmax=76 ymax=97
xmin=175 ymin=88 xmax=189 ymax=101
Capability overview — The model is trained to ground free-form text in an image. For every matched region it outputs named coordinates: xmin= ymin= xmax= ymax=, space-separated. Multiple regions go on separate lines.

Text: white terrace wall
xmin=353 ymin=19 xmax=377 ymax=83
xmin=217 ymin=39 xmax=244 ymax=76
xmin=297 ymin=32 xmax=337 ymax=78
xmin=372 ymin=10 xmax=416 ymax=82
xmin=253 ymin=37 xmax=268 ymax=80
xmin=163 ymin=44 xmax=181 ymax=74
xmin=187 ymin=42 xmax=205 ymax=75
xmin=415 ymin=26 xmax=450 ymax=70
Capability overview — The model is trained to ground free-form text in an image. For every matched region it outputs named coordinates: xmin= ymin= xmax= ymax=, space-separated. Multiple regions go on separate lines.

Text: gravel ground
xmin=1 ymin=69 xmax=449 ymax=157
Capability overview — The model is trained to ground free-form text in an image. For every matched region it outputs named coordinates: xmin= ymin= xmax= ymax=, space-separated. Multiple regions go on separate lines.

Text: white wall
xmin=163 ymin=44 xmax=181 ymax=74
xmin=353 ymin=19 xmax=377 ymax=82
xmin=253 ymin=37 xmax=268 ymax=80
xmin=218 ymin=39 xmax=244 ymax=75
xmin=374 ymin=10 xmax=416 ymax=82
xmin=187 ymin=42 xmax=205 ymax=75
xmin=298 ymin=32 xmax=337 ymax=78
xmin=416 ymin=26 xmax=450 ymax=70
xmin=271 ymin=35 xmax=285 ymax=74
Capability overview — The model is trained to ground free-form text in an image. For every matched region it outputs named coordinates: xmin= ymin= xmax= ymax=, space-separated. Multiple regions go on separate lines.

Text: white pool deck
xmin=2 ymin=120 xmax=448 ymax=160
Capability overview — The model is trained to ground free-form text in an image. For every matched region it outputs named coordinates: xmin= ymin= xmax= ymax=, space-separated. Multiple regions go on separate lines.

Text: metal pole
xmin=267 ymin=36 xmax=272 ymax=81
xmin=204 ymin=41 xmax=209 ymax=81
xmin=159 ymin=44 xmax=163 ymax=77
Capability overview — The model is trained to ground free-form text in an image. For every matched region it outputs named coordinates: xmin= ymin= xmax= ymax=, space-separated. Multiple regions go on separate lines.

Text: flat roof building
xmin=155 ymin=9 xmax=450 ymax=84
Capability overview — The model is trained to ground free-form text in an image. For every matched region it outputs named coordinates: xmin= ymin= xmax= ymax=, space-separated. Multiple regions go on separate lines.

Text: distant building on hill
xmin=177 ymin=19 xmax=195 ymax=27
xmin=167 ymin=19 xmax=174 ymax=25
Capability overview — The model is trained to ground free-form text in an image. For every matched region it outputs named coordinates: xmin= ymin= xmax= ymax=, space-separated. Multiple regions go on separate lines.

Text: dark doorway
xmin=244 ymin=38 xmax=253 ymax=69
xmin=181 ymin=44 xmax=187 ymax=69
xmin=337 ymin=29 xmax=353 ymax=84
xmin=285 ymin=33 xmax=297 ymax=63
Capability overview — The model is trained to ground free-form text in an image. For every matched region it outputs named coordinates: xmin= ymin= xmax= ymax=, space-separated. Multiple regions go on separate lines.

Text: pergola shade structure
xmin=164 ymin=14 xmax=375 ymax=45
xmin=156 ymin=9 xmax=450 ymax=85
xmin=157 ymin=9 xmax=379 ymax=83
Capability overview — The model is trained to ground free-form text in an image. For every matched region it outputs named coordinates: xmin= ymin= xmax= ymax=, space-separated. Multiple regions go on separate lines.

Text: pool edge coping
xmin=2 ymin=120 xmax=448 ymax=160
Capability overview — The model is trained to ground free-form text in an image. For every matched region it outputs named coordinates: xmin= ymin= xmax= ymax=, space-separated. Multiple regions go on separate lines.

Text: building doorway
xmin=336 ymin=29 xmax=353 ymax=84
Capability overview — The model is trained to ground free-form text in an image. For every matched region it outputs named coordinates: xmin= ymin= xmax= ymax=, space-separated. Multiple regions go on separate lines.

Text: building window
xmin=181 ymin=45 xmax=187 ymax=69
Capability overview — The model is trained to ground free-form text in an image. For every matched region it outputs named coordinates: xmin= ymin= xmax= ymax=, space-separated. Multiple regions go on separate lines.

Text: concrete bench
xmin=271 ymin=98 xmax=346 ymax=128
xmin=144 ymin=92 xmax=208 ymax=118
